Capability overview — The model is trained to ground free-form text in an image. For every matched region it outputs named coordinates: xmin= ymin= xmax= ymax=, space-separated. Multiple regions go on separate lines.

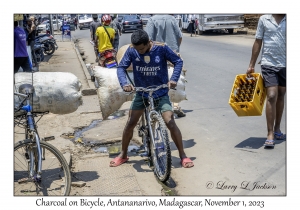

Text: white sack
xmin=93 ymin=66 xmax=187 ymax=120
xmin=14 ymin=72 xmax=83 ymax=115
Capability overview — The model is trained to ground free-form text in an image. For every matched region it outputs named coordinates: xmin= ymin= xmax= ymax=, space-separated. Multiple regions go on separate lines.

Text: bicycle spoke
xmin=14 ymin=140 xmax=71 ymax=196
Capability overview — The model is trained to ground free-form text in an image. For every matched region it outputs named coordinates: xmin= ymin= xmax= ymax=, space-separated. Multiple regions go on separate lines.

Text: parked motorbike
xmin=35 ymin=33 xmax=58 ymax=55
xmin=32 ymin=42 xmax=45 ymax=65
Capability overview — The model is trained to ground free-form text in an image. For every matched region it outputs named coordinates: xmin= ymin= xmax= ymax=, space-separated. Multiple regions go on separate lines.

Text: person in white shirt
xmin=246 ymin=14 xmax=286 ymax=148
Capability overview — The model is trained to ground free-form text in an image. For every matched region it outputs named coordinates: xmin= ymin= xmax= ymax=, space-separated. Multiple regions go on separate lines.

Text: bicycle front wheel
xmin=14 ymin=139 xmax=71 ymax=196
xmin=149 ymin=115 xmax=171 ymax=182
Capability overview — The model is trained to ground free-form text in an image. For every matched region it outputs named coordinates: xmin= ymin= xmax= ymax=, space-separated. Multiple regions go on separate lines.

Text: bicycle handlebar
xmin=14 ymin=92 xmax=28 ymax=98
xmin=134 ymin=84 xmax=169 ymax=93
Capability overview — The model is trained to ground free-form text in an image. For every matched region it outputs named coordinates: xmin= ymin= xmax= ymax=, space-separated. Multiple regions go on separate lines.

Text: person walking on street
xmin=14 ymin=21 xmax=32 ymax=74
xmin=145 ymin=14 xmax=186 ymax=117
xmin=246 ymin=14 xmax=286 ymax=148
xmin=110 ymin=16 xmax=122 ymax=53
xmin=74 ymin=17 xmax=78 ymax=30
xmin=95 ymin=14 xmax=115 ymax=67
xmin=194 ymin=18 xmax=199 ymax=36
xmin=90 ymin=14 xmax=102 ymax=62
xmin=111 ymin=29 xmax=194 ymax=168
xmin=188 ymin=17 xmax=195 ymax=37
xmin=24 ymin=18 xmax=38 ymax=70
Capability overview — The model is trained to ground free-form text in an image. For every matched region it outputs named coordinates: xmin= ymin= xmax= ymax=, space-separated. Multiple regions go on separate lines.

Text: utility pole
xmin=49 ymin=14 xmax=54 ymax=35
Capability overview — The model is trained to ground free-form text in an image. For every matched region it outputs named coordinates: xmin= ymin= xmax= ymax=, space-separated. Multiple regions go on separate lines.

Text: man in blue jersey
xmin=145 ymin=14 xmax=186 ymax=117
xmin=110 ymin=29 xmax=194 ymax=168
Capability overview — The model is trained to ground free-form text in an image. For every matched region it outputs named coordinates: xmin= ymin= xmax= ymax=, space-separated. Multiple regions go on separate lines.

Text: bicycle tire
xmin=14 ymin=139 xmax=71 ymax=196
xmin=149 ymin=115 xmax=171 ymax=182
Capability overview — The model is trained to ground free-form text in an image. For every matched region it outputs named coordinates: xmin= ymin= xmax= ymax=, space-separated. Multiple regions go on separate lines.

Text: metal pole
xmin=49 ymin=14 xmax=54 ymax=35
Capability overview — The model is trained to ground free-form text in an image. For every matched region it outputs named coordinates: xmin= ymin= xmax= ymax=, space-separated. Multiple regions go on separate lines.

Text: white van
xmin=178 ymin=14 xmax=244 ymax=35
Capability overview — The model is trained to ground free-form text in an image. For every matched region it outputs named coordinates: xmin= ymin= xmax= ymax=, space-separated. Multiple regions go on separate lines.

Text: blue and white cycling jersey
xmin=117 ymin=42 xmax=183 ymax=98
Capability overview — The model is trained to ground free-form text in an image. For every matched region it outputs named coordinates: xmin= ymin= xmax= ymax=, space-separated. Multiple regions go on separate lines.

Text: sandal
xmin=264 ymin=139 xmax=275 ymax=148
xmin=109 ymin=156 xmax=129 ymax=167
xmin=181 ymin=157 xmax=194 ymax=168
xmin=274 ymin=132 xmax=286 ymax=140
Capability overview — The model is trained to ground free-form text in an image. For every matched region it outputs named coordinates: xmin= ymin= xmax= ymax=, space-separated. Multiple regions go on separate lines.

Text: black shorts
xmin=261 ymin=65 xmax=286 ymax=87
xmin=14 ymin=57 xmax=32 ymax=74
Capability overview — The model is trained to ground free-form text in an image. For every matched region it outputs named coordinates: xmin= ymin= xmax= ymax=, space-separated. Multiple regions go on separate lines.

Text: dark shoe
xmin=174 ymin=108 xmax=186 ymax=117
xmin=274 ymin=132 xmax=286 ymax=140
xmin=264 ymin=139 xmax=275 ymax=148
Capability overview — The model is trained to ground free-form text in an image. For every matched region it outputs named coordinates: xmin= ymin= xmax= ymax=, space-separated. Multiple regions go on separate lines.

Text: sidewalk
xmin=34 ymin=35 xmax=163 ymax=196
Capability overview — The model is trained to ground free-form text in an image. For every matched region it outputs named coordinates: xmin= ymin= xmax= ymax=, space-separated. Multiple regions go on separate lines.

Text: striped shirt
xmin=145 ymin=15 xmax=182 ymax=53
xmin=256 ymin=15 xmax=286 ymax=67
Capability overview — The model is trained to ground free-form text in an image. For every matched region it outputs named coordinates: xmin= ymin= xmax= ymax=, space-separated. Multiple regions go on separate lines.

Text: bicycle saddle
xmin=19 ymin=84 xmax=35 ymax=94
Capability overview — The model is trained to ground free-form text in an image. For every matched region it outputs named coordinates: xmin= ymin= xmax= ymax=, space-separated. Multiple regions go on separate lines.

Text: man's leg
xmin=109 ymin=109 xmax=144 ymax=166
xmin=265 ymin=86 xmax=278 ymax=142
xmin=21 ymin=57 xmax=33 ymax=72
xmin=30 ymin=42 xmax=38 ymax=70
xmin=14 ymin=57 xmax=22 ymax=74
xmin=261 ymin=65 xmax=286 ymax=145
xmin=274 ymin=86 xmax=286 ymax=134
xmin=162 ymin=111 xmax=193 ymax=168
xmin=94 ymin=48 xmax=99 ymax=63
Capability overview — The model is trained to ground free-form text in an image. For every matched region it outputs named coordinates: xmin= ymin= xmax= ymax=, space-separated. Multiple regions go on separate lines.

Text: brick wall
xmin=244 ymin=14 xmax=262 ymax=29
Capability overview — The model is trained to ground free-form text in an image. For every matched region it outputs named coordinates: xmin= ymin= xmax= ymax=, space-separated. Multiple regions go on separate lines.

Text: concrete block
xmin=81 ymin=89 xmax=97 ymax=96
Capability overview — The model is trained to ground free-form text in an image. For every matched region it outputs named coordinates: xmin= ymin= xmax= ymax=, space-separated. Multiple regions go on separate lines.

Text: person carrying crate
xmin=246 ymin=14 xmax=286 ymax=148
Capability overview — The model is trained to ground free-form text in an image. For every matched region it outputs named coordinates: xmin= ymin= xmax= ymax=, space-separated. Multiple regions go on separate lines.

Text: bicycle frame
xmin=145 ymin=90 xmax=161 ymax=151
xmin=135 ymin=84 xmax=168 ymax=158
xmin=15 ymin=91 xmax=42 ymax=180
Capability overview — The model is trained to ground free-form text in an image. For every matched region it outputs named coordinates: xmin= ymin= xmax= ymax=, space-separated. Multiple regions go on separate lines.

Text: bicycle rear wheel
xmin=149 ymin=115 xmax=171 ymax=182
xmin=14 ymin=139 xmax=71 ymax=196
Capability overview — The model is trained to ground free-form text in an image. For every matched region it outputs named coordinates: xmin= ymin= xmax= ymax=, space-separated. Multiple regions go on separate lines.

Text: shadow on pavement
xmin=234 ymin=137 xmax=286 ymax=150
xmin=182 ymin=109 xmax=193 ymax=113
xmin=130 ymin=159 xmax=154 ymax=173
xmin=43 ymin=54 xmax=53 ymax=62
xmin=170 ymin=139 xmax=196 ymax=151
xmin=72 ymin=171 xmax=100 ymax=182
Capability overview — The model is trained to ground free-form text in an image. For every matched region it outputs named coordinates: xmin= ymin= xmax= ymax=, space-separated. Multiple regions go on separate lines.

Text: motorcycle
xmin=90 ymin=41 xmax=117 ymax=68
xmin=32 ymin=42 xmax=45 ymax=66
xmin=99 ymin=49 xmax=117 ymax=68
xmin=35 ymin=34 xmax=58 ymax=55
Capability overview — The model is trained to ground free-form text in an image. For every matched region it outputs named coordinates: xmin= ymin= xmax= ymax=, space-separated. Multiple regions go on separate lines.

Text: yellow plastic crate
xmin=229 ymin=73 xmax=267 ymax=116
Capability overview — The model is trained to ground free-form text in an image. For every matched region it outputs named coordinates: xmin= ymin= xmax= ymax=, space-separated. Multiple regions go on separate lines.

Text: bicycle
xmin=133 ymin=84 xmax=172 ymax=182
xmin=14 ymin=84 xmax=71 ymax=196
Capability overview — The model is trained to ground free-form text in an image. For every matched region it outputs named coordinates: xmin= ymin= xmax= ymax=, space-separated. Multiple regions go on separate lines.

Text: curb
xmin=71 ymin=38 xmax=97 ymax=93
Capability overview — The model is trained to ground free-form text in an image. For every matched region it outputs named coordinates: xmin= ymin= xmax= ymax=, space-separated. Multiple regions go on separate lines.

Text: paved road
xmin=72 ymin=28 xmax=286 ymax=196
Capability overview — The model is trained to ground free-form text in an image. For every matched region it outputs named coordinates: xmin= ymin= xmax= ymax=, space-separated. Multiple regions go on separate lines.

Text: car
xmin=37 ymin=20 xmax=49 ymax=32
xmin=140 ymin=14 xmax=151 ymax=25
xmin=38 ymin=20 xmax=62 ymax=31
xmin=121 ymin=15 xmax=143 ymax=33
xmin=78 ymin=15 xmax=93 ymax=30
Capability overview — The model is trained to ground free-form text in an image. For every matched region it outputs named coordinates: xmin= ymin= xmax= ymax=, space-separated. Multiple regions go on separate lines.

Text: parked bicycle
xmin=14 ymin=84 xmax=71 ymax=196
xmin=133 ymin=84 xmax=172 ymax=182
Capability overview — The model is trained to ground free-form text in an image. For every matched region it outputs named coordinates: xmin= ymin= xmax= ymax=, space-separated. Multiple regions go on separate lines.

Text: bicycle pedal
xmin=43 ymin=136 xmax=55 ymax=141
